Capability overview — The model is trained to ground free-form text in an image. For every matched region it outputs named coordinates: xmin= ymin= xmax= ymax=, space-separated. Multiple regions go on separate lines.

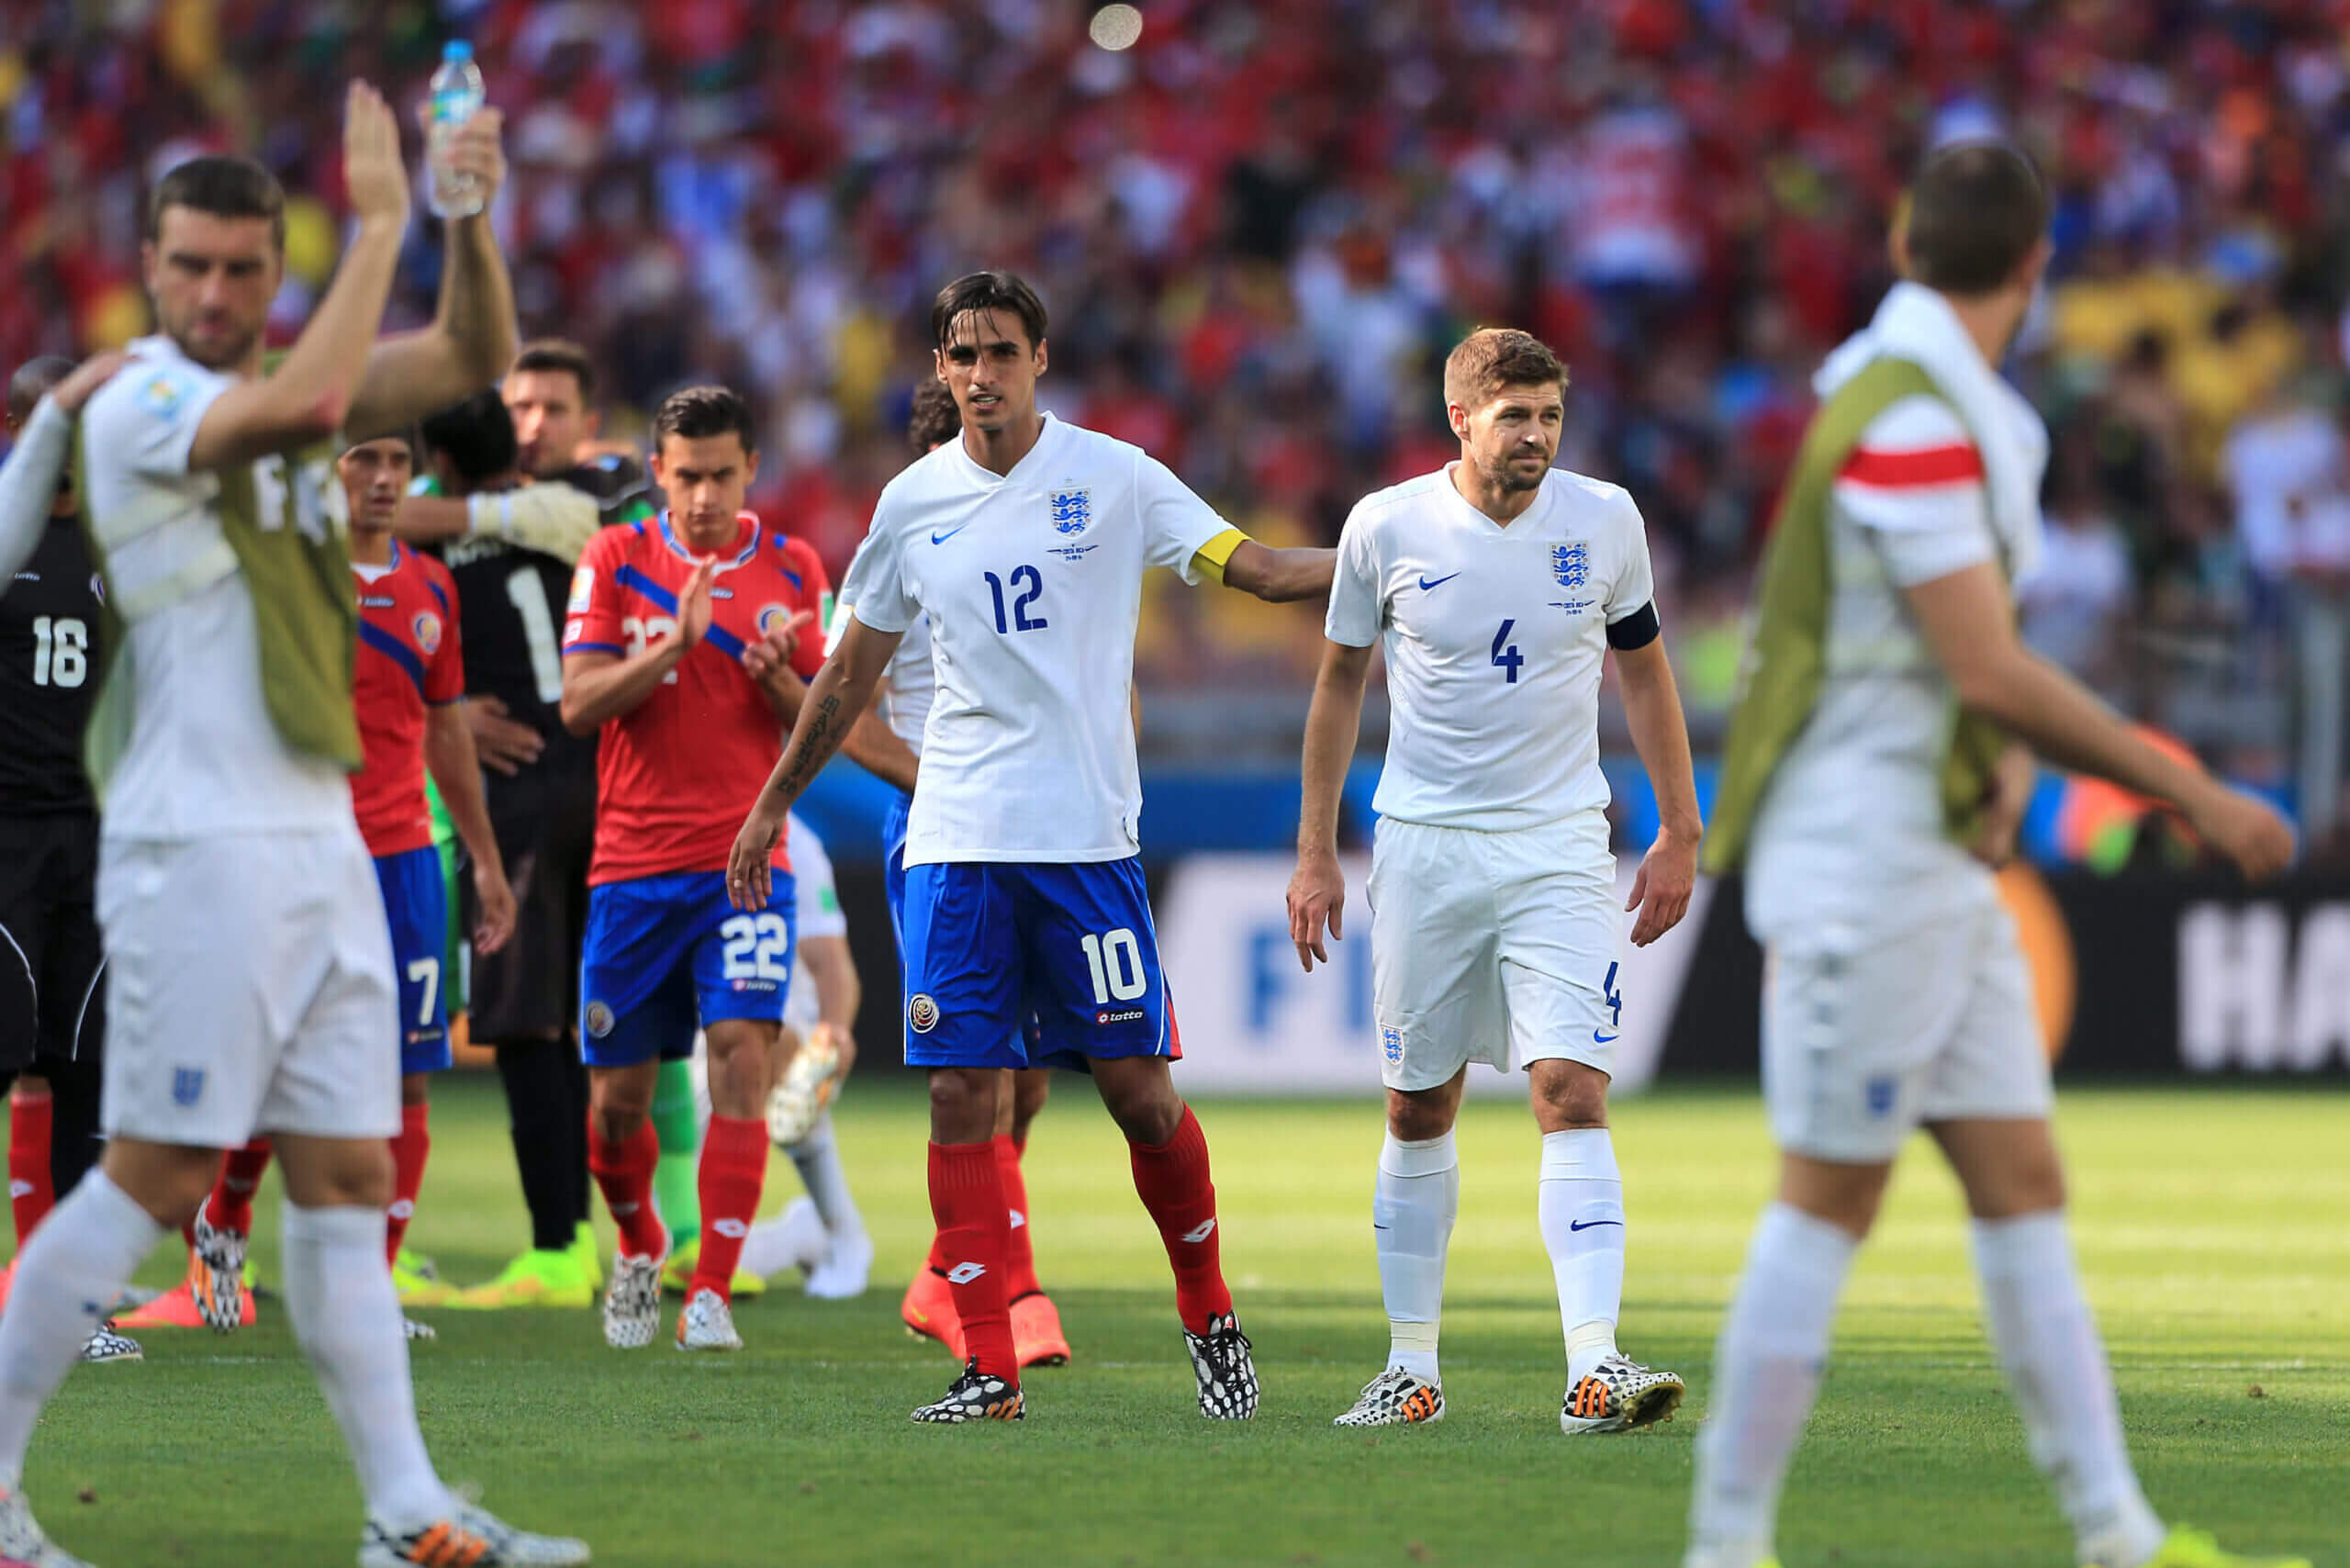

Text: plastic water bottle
xmin=425 ymin=40 xmax=487 ymax=219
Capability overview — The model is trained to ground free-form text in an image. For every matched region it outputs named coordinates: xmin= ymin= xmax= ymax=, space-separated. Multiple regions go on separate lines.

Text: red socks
xmin=588 ymin=1116 xmax=666 ymax=1260
xmin=994 ymin=1135 xmax=1041 ymax=1300
xmin=385 ymin=1103 xmax=431 ymax=1264
xmin=7 ymin=1092 xmax=53 ymax=1247
xmin=1129 ymin=1104 xmax=1233 ymax=1333
xmin=690 ymin=1116 xmax=767 ymax=1303
xmin=930 ymin=1140 xmax=1017 ymax=1381
xmin=210 ymin=1137 xmax=274 ymax=1237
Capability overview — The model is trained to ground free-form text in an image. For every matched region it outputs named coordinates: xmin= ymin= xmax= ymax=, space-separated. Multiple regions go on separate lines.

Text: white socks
xmin=1539 ymin=1127 xmax=1626 ymax=1386
xmin=281 ymin=1203 xmax=453 ymax=1532
xmin=0 ymin=1171 xmax=162 ymax=1487
xmin=1973 ymin=1211 xmax=2165 ymax=1568
xmin=786 ymin=1113 xmax=864 ymax=1245
xmin=1373 ymin=1131 xmax=1458 ymax=1384
xmin=1688 ymin=1201 xmax=1858 ymax=1562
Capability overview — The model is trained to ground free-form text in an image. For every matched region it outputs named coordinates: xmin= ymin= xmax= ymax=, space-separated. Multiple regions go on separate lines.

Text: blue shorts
xmin=881 ymin=789 xmax=914 ymax=954
xmin=578 ymin=870 xmax=795 ymax=1068
xmin=900 ymin=857 xmax=1179 ymax=1071
xmin=375 ymin=845 xmax=452 ymax=1077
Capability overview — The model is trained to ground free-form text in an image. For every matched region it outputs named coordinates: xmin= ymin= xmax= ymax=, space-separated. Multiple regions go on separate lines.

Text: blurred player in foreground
xmin=1687 ymin=144 xmax=2303 ymax=1568
xmin=1290 ymin=327 xmax=1698 ymax=1434
xmin=0 ymin=91 xmax=586 ymax=1568
xmin=834 ymin=378 xmax=1069 ymax=1365
xmin=730 ymin=270 xmax=1335 ymax=1424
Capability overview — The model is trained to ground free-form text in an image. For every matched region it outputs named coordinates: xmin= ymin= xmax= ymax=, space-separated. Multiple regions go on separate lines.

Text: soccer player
xmin=1288 ymin=327 xmax=1697 ymax=1435
xmin=0 ymin=93 xmax=588 ymax=1568
xmin=0 ymin=353 xmax=141 ymax=1365
xmin=1684 ymin=145 xmax=2302 ymax=1568
xmin=837 ymin=378 xmax=1068 ymax=1364
xmin=559 ymin=384 xmax=830 ymax=1353
xmin=336 ymin=430 xmax=516 ymax=1304
xmin=729 ymin=269 xmax=1335 ymax=1423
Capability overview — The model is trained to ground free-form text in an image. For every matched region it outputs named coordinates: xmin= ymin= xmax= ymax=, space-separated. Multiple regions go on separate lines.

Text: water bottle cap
xmin=442 ymin=40 xmax=473 ymax=62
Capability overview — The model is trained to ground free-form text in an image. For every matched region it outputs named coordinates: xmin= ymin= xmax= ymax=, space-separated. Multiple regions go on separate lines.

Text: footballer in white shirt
xmin=730 ymin=271 xmax=1334 ymax=1427
xmin=1288 ymin=328 xmax=1703 ymax=1437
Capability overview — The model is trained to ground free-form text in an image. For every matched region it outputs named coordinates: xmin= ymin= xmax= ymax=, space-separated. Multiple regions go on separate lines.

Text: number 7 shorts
xmin=899 ymin=857 xmax=1178 ymax=1071
xmin=578 ymin=869 xmax=797 ymax=1067
xmin=1366 ymin=812 xmax=1624 ymax=1093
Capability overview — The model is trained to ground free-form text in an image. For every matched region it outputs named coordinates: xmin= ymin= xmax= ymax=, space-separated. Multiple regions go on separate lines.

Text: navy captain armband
xmin=1606 ymin=601 xmax=1662 ymax=651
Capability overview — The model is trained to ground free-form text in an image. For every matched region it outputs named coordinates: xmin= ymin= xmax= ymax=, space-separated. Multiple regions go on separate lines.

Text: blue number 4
xmin=1491 ymin=618 xmax=1523 ymax=683
xmin=984 ymin=566 xmax=1048 ymax=633
xmin=1602 ymin=960 xmax=1623 ymax=1028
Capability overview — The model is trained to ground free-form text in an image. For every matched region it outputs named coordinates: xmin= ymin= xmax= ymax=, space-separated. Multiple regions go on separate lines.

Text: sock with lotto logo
xmin=690 ymin=1116 xmax=767 ymax=1303
xmin=929 ymin=1140 xmax=1016 ymax=1381
xmin=385 ymin=1103 xmax=431 ymax=1265
xmin=587 ymin=1116 xmax=666 ymax=1260
xmin=1128 ymin=1104 xmax=1233 ymax=1334
xmin=210 ymin=1137 xmax=274 ymax=1237
xmin=650 ymin=1059 xmax=702 ymax=1248
xmin=7 ymin=1090 xmax=54 ymax=1246
xmin=992 ymin=1135 xmax=1040 ymax=1299
xmin=1540 ymin=1127 xmax=1627 ymax=1386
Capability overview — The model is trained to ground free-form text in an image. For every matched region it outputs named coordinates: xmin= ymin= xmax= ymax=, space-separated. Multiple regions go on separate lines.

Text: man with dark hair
xmin=0 ymin=352 xmax=140 ymax=1367
xmin=558 ymin=384 xmax=830 ymax=1353
xmin=0 ymin=88 xmax=587 ymax=1568
xmin=833 ymin=376 xmax=1068 ymax=1366
xmin=1684 ymin=144 xmax=2300 ymax=1568
xmin=731 ymin=270 xmax=1333 ymax=1424
xmin=1290 ymin=327 xmax=1696 ymax=1434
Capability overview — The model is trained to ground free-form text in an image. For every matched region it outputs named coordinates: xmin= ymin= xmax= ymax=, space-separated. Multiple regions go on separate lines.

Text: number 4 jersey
xmin=0 ymin=512 xmax=103 ymax=814
xmin=563 ymin=511 xmax=828 ymax=884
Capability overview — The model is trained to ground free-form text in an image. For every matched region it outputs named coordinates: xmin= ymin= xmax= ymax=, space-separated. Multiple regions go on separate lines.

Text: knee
xmin=1778 ymin=1159 xmax=1891 ymax=1239
xmin=100 ymin=1144 xmax=220 ymax=1229
xmin=400 ymin=1074 xmax=431 ymax=1108
xmin=1383 ymin=1089 xmax=1455 ymax=1144
xmin=1102 ymin=1081 xmax=1181 ymax=1146
xmin=1964 ymin=1152 xmax=2067 ymax=1221
xmin=1529 ymin=1064 xmax=1610 ymax=1132
xmin=927 ymin=1070 xmax=997 ymax=1141
xmin=590 ymin=1075 xmax=652 ymax=1141
xmin=286 ymin=1142 xmax=395 ymax=1210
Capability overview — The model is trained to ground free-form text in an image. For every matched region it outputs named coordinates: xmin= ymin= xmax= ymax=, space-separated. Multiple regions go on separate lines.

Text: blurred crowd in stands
xmin=6 ymin=0 xmax=2350 ymax=849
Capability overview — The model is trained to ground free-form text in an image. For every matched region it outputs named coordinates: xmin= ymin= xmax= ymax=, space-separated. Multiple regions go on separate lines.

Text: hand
xmin=2186 ymin=785 xmax=2297 ymax=882
xmin=472 ymin=482 xmax=601 ymax=563
xmin=727 ymin=800 xmax=787 ymax=912
xmin=741 ymin=610 xmax=814 ymax=692
xmin=806 ymin=1019 xmax=857 ymax=1081
xmin=1969 ymin=743 xmax=2037 ymax=869
xmin=464 ymin=695 xmax=543 ymax=776
xmin=1286 ymin=850 xmax=1347 ymax=972
xmin=677 ymin=560 xmax=716 ymax=650
xmin=418 ymin=103 xmax=508 ymax=209
xmin=470 ymin=856 xmax=517 ymax=957
xmin=50 ymin=351 xmax=126 ymax=414
xmin=342 ymin=82 xmax=412 ymax=230
xmin=1625 ymin=825 xmax=1697 ymax=947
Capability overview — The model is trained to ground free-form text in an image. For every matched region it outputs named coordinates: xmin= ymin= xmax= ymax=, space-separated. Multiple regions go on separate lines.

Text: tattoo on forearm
xmin=771 ymin=692 xmax=845 ymax=803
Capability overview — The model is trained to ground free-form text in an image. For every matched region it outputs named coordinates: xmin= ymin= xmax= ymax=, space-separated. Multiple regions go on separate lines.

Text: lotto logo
xmin=908 ymin=993 xmax=940 ymax=1034
xmin=946 ymin=1262 xmax=987 ymax=1284
xmin=6 ymin=1181 xmax=30 ymax=1201
xmin=1181 ymin=1219 xmax=1217 ymax=1245
xmin=711 ymin=1218 xmax=749 ymax=1239
xmin=388 ymin=1200 xmax=415 ymax=1220
xmin=1096 ymin=1007 xmax=1146 ymax=1025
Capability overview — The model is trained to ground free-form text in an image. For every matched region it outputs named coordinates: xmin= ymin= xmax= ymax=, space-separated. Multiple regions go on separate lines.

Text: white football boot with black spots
xmin=675 ymin=1288 xmax=744 ymax=1351
xmin=190 ymin=1197 xmax=248 ymax=1334
xmin=0 ymin=1487 xmax=92 ymax=1568
xmin=1560 ymin=1353 xmax=1684 ymax=1434
xmin=359 ymin=1501 xmax=591 ymax=1566
xmin=1332 ymin=1367 xmax=1444 ymax=1428
xmin=80 ymin=1321 xmax=142 ymax=1364
xmin=1185 ymin=1313 xmax=1259 ymax=1419
xmin=601 ymin=1241 xmax=666 ymax=1350
xmin=911 ymin=1361 xmax=1024 ymax=1423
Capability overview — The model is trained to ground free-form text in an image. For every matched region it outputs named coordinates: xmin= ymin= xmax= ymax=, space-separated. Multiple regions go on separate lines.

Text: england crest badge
xmin=1047 ymin=487 xmax=1092 ymax=536
xmin=1551 ymin=542 xmax=1592 ymax=589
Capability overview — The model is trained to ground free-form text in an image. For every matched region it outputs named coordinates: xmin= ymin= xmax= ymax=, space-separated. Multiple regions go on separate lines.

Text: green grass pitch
xmin=7 ymin=1078 xmax=2344 ymax=1567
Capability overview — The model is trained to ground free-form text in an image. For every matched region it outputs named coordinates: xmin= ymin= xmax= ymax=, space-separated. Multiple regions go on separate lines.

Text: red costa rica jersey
xmin=351 ymin=541 xmax=464 ymax=857
xmin=562 ymin=512 xmax=830 ymax=885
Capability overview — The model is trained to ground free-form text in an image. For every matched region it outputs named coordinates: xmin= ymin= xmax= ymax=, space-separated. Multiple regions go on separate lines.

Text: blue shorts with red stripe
xmin=578 ymin=870 xmax=795 ymax=1068
xmin=375 ymin=845 xmax=452 ymax=1077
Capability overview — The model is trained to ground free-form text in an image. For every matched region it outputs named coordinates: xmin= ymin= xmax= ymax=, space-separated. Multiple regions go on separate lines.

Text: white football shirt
xmin=1326 ymin=465 xmax=1657 ymax=832
xmin=78 ymin=335 xmax=354 ymax=841
xmin=839 ymin=413 xmax=1231 ymax=866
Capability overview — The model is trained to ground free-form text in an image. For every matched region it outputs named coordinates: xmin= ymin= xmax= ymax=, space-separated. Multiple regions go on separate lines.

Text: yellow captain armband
xmin=1189 ymin=527 xmax=1249 ymax=585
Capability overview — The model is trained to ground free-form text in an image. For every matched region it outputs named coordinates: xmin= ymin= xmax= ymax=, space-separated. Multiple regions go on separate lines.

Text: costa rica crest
xmin=411 ymin=610 xmax=442 ymax=654
xmin=1047 ymin=487 xmax=1092 ymax=535
xmin=1551 ymin=542 xmax=1592 ymax=589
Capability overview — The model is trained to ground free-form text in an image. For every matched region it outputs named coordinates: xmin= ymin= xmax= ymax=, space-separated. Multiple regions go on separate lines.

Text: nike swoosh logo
xmin=1417 ymin=572 xmax=1461 ymax=590
xmin=931 ymin=524 xmax=969 ymax=545
xmin=1593 ymin=1031 xmax=1619 ymax=1044
xmin=1569 ymin=1219 xmax=1624 ymax=1232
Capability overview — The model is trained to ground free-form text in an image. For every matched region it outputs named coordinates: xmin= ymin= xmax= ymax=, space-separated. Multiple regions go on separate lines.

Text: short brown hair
xmin=147 ymin=155 xmax=286 ymax=251
xmin=931 ymin=271 xmax=1049 ymax=353
xmin=653 ymin=385 xmax=756 ymax=453
xmin=907 ymin=379 xmax=961 ymax=453
xmin=509 ymin=338 xmax=599 ymax=404
xmin=1903 ymin=142 xmax=2049 ymax=296
xmin=1443 ymin=328 xmax=1568 ymax=411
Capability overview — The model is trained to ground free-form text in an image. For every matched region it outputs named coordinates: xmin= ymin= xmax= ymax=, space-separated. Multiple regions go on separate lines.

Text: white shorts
xmin=98 ymin=829 xmax=401 ymax=1148
xmin=1762 ymin=901 xmax=2053 ymax=1163
xmin=1366 ymin=812 xmax=1624 ymax=1093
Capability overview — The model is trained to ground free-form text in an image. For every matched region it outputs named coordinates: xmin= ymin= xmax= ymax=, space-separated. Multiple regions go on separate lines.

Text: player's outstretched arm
xmin=423 ymin=700 xmax=515 ymax=955
xmin=1904 ymin=560 xmax=2296 ymax=879
xmin=0 ymin=352 xmax=119 ymax=578
xmin=185 ymin=84 xmax=409 ymax=472
xmin=727 ymin=614 xmax=901 ymax=913
xmin=1218 ymin=538 xmax=1338 ymax=603
xmin=393 ymin=481 xmax=600 ymax=562
xmin=1614 ymin=635 xmax=1703 ymax=947
xmin=1287 ymin=637 xmax=1375 ymax=972
xmin=344 ymin=108 xmax=518 ymax=440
